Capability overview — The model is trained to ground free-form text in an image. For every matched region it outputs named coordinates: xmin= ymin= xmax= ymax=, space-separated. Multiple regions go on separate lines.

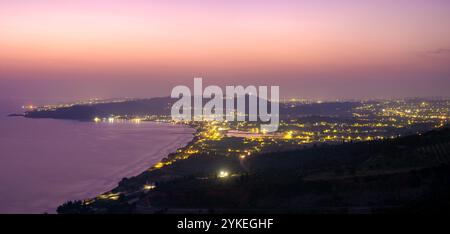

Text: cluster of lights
xmin=87 ymin=99 xmax=450 ymax=188
xmin=92 ymin=116 xmax=143 ymax=124
xmin=218 ymin=170 xmax=229 ymax=178
xmin=143 ymin=184 xmax=156 ymax=191
xmin=98 ymin=192 xmax=121 ymax=201
xmin=77 ymin=99 xmax=450 ymax=209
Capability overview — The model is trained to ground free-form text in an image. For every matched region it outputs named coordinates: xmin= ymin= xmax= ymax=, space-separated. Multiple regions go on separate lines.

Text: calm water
xmin=0 ymin=99 xmax=194 ymax=213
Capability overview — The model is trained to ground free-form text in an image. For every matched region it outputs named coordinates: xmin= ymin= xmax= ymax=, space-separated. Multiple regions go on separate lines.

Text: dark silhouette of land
xmin=58 ymin=126 xmax=450 ymax=214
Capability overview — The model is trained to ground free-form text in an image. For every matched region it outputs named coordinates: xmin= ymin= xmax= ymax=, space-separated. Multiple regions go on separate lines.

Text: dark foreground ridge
xmin=58 ymin=126 xmax=450 ymax=214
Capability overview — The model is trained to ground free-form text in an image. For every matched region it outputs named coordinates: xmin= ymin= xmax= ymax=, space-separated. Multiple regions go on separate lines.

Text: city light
xmin=143 ymin=184 xmax=156 ymax=191
xmin=153 ymin=162 xmax=164 ymax=169
xmin=283 ymin=131 xmax=294 ymax=140
xmin=218 ymin=170 xmax=229 ymax=178
xmin=98 ymin=192 xmax=121 ymax=201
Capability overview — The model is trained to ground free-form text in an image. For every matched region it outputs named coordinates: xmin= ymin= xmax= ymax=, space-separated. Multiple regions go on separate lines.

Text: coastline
xmin=79 ymin=120 xmax=200 ymax=208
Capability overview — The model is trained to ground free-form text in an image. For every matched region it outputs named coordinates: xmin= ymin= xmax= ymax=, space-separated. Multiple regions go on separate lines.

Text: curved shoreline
xmin=50 ymin=120 xmax=198 ymax=214
xmin=79 ymin=121 xmax=199 ymax=207
xmin=0 ymin=113 xmax=199 ymax=213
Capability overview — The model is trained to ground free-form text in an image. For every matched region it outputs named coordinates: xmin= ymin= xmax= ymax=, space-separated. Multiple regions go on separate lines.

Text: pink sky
xmin=0 ymin=0 xmax=449 ymax=100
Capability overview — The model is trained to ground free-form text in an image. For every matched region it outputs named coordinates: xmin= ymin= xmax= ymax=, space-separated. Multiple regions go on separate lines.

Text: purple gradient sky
xmin=0 ymin=0 xmax=449 ymax=101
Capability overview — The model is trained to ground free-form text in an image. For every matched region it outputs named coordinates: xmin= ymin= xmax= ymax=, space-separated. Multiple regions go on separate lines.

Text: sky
xmin=0 ymin=0 xmax=449 ymax=102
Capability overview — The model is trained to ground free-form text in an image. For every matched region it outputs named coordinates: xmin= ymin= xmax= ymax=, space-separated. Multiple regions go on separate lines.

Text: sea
xmin=0 ymin=98 xmax=194 ymax=213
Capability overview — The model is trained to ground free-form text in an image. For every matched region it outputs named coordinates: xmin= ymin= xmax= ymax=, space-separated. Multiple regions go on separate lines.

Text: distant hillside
xmin=25 ymin=97 xmax=174 ymax=120
xmin=25 ymin=96 xmax=360 ymax=120
xmin=280 ymin=101 xmax=359 ymax=117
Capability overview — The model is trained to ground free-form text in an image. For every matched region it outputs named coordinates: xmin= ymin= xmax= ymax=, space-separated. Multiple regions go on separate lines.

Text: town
xmin=26 ymin=97 xmax=449 ymax=213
